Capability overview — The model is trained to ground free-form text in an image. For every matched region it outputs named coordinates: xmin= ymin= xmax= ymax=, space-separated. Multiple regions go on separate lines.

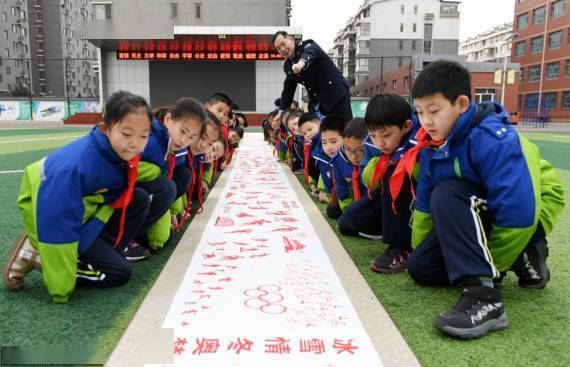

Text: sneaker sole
xmin=370 ymin=263 xmax=407 ymax=274
xmin=2 ymin=232 xmax=30 ymax=291
xmin=358 ymin=232 xmax=383 ymax=240
xmin=518 ymin=269 xmax=550 ymax=289
xmin=433 ymin=312 xmax=509 ymax=339
xmin=125 ymin=255 xmax=151 ymax=262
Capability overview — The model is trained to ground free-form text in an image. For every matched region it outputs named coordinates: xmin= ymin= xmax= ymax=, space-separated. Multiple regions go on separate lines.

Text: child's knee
xmin=337 ymin=215 xmax=357 ymax=236
xmin=110 ymin=261 xmax=132 ymax=287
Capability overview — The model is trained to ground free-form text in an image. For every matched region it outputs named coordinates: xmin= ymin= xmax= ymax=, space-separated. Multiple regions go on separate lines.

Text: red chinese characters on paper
xmin=192 ymin=338 xmax=220 ymax=355
xmin=264 ymin=337 xmax=291 ymax=354
xmin=227 ymin=337 xmax=254 ymax=355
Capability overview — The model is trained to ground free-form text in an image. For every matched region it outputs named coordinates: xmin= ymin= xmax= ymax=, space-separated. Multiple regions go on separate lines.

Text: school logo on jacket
xmin=326 ymin=171 xmax=331 ymax=178
xmin=95 ymin=188 xmax=109 ymax=194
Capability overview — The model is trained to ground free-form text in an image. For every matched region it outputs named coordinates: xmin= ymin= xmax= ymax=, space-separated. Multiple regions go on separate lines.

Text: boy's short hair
xmin=298 ymin=112 xmax=319 ymax=128
xmin=231 ymin=103 xmax=239 ymax=111
xmin=208 ymin=92 xmax=233 ymax=109
xmin=274 ymin=98 xmax=281 ymax=108
xmin=232 ymin=126 xmax=244 ymax=139
xmin=319 ymin=114 xmax=346 ymax=135
xmin=411 ymin=60 xmax=472 ymax=103
xmin=103 ymin=90 xmax=152 ymax=128
xmin=343 ymin=118 xmax=367 ymax=140
xmin=267 ymin=110 xmax=278 ymax=120
xmin=365 ymin=93 xmax=412 ymax=130
xmin=206 ymin=110 xmax=221 ymax=130
xmin=170 ymin=97 xmax=207 ymax=126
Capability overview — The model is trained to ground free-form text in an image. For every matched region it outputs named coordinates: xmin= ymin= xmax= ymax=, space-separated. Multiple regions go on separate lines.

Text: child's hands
xmin=202 ymin=181 xmax=209 ymax=194
xmin=319 ymin=192 xmax=328 ymax=204
xmin=310 ymin=184 xmax=318 ymax=192
xmin=171 ymin=214 xmax=179 ymax=229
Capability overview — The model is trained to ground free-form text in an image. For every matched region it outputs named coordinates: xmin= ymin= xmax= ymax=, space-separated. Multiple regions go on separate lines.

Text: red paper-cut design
xmin=244 ymin=285 xmax=287 ymax=315
xmin=283 ymin=236 xmax=306 ymax=253
xmin=237 ymin=212 xmax=254 ymax=218
xmin=215 ymin=217 xmax=234 ymax=226
xmin=226 ymin=229 xmax=253 ymax=234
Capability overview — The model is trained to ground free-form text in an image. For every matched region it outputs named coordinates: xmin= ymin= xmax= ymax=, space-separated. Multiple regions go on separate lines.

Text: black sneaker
xmin=515 ymin=239 xmax=550 ymax=289
xmin=370 ymin=246 xmax=411 ymax=274
xmin=124 ymin=241 xmax=151 ymax=262
xmin=433 ymin=285 xmax=509 ymax=339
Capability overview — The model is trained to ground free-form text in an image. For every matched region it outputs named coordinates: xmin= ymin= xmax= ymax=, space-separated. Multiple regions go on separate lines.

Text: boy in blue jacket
xmin=3 ymin=91 xmax=153 ymax=303
xmin=331 ymin=118 xmax=368 ymax=213
xmin=298 ymin=112 xmax=322 ymax=196
xmin=314 ymin=114 xmax=345 ymax=219
xmin=406 ymin=60 xmax=565 ymax=338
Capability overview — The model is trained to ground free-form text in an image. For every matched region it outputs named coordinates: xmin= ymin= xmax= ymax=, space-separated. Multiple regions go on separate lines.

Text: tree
xmin=10 ymin=81 xmax=31 ymax=97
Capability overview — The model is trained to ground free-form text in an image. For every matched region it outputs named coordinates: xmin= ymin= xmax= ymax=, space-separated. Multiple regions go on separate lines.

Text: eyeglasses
xmin=343 ymin=144 xmax=366 ymax=156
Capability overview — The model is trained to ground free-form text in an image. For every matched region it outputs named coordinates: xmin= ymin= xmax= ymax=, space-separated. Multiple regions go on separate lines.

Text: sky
xmin=290 ymin=0 xmax=516 ymax=51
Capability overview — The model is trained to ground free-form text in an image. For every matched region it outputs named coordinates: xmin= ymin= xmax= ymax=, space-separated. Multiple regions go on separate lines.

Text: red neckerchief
xmin=287 ymin=136 xmax=294 ymax=171
xmin=330 ymin=168 xmax=337 ymax=208
xmin=194 ymin=162 xmax=204 ymax=214
xmin=367 ymin=154 xmax=390 ymax=199
xmin=166 ymin=151 xmax=176 ymax=179
xmin=175 ymin=151 xmax=197 ymax=231
xmin=303 ymin=143 xmax=311 ymax=185
xmin=389 ymin=127 xmax=445 ymax=213
xmin=352 ymin=165 xmax=361 ymax=201
xmin=109 ymin=155 xmax=140 ymax=248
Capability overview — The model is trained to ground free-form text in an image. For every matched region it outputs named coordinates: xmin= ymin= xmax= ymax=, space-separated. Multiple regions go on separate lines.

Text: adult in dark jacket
xmin=272 ymin=31 xmax=353 ymax=124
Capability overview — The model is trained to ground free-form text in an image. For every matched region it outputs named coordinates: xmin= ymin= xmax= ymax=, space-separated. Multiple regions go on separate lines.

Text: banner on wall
xmin=69 ymin=101 xmax=101 ymax=115
xmin=350 ymin=100 xmax=369 ymax=118
xmin=0 ymin=101 xmax=32 ymax=121
xmin=32 ymin=101 xmax=69 ymax=121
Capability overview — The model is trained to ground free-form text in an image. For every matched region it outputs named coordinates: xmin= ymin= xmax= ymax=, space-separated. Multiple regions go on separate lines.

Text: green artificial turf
xmin=0 ymin=127 xmax=568 ymax=366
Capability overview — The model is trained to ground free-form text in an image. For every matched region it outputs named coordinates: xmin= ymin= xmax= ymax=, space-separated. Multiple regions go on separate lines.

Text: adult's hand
xmin=292 ymin=60 xmax=306 ymax=74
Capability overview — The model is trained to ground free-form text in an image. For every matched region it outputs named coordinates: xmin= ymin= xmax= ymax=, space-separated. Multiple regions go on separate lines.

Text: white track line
xmin=0 ymin=169 xmax=24 ymax=174
xmin=0 ymin=134 xmax=84 ymax=144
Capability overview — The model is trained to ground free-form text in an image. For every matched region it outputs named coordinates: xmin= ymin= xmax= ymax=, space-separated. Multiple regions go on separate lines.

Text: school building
xmin=74 ymin=0 xmax=298 ymax=114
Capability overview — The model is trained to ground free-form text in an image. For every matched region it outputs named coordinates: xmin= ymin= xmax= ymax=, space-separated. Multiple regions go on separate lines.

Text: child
xmin=405 ymin=60 xmax=565 ymax=338
xmin=263 ymin=111 xmax=278 ymax=143
xmin=3 ymin=91 xmax=153 ymax=303
xmin=331 ymin=118 xmax=369 ymax=213
xmin=314 ymin=114 xmax=345 ymax=219
xmin=285 ymin=111 xmax=304 ymax=173
xmin=363 ymin=94 xmax=419 ymax=274
xmin=273 ymin=109 xmax=292 ymax=162
xmin=137 ymin=97 xmax=207 ymax=254
xmin=205 ymin=92 xmax=232 ymax=168
xmin=298 ymin=112 xmax=322 ymax=196
xmin=222 ymin=126 xmax=244 ymax=168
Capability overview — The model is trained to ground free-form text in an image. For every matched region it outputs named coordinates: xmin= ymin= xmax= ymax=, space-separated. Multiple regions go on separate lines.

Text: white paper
xmin=162 ymin=133 xmax=383 ymax=367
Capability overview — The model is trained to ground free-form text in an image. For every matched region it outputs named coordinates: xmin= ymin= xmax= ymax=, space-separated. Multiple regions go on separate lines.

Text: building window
xmin=551 ymin=0 xmax=565 ymax=19
xmin=1 ymin=12 xmax=6 ymax=21
xmin=4 ymin=48 xmax=9 ymax=57
xmin=392 ymin=80 xmax=397 ymax=89
xmin=518 ymin=95 xmax=523 ymax=111
xmin=6 ymin=66 xmax=11 ymax=75
xmin=520 ymin=67 xmax=525 ymax=83
xmin=2 ymin=30 xmax=7 ymax=40
xmin=543 ymin=92 xmax=557 ymax=110
xmin=412 ymin=40 xmax=417 ymax=50
xmin=92 ymin=3 xmax=112 ymax=20
xmin=401 ymin=4 xmax=405 ymax=14
xmin=546 ymin=62 xmax=560 ymax=79
xmin=424 ymin=40 xmax=432 ymax=54
xmin=413 ymin=23 xmax=417 ymax=32
xmin=400 ymin=23 xmax=404 ymax=32
xmin=531 ymin=36 xmax=543 ymax=53
xmin=549 ymin=31 xmax=563 ymax=49
xmin=533 ymin=6 xmax=546 ymax=24
xmin=170 ymin=3 xmax=177 ymax=19
xmin=517 ymin=13 xmax=528 ymax=30
xmin=562 ymin=91 xmax=570 ymax=109
xmin=404 ymin=76 xmax=410 ymax=86
xmin=399 ymin=40 xmax=403 ymax=50
xmin=12 ymin=24 xmax=17 ymax=33
xmin=515 ymin=41 xmax=525 ymax=56
xmin=475 ymin=88 xmax=496 ymax=103
xmin=195 ymin=3 xmax=201 ymax=18
xmin=414 ymin=5 xmax=418 ymax=14
xmin=398 ymin=57 xmax=403 ymax=67
xmin=566 ymin=59 xmax=570 ymax=77
xmin=528 ymin=65 xmax=541 ymax=82
xmin=526 ymin=93 xmax=539 ymax=109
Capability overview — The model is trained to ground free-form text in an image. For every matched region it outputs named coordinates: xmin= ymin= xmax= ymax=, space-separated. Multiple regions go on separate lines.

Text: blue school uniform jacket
xmin=412 ymin=101 xmax=565 ymax=272
xmin=362 ymin=134 xmax=382 ymax=168
xmin=312 ymin=143 xmax=335 ymax=194
xmin=332 ymin=148 xmax=368 ymax=210
xmin=138 ymin=117 xmax=170 ymax=181
xmin=18 ymin=127 xmax=131 ymax=302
